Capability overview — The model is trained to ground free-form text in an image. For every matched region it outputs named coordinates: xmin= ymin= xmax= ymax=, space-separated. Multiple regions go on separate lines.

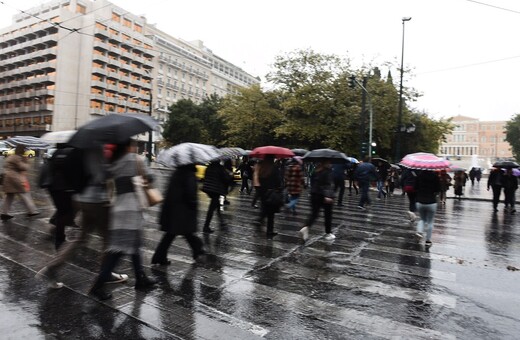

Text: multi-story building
xmin=438 ymin=115 xmax=512 ymax=167
xmin=0 ymin=0 xmax=258 ymax=151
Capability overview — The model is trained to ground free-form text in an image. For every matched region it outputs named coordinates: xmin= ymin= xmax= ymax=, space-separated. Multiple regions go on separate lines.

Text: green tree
xmin=218 ymin=84 xmax=282 ymax=148
xmin=162 ymin=99 xmax=203 ymax=145
xmin=505 ymin=114 xmax=520 ymax=161
xmin=192 ymin=94 xmax=226 ymax=146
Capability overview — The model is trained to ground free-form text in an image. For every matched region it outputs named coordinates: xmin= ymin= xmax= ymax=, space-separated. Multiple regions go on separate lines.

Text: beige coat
xmin=2 ymin=155 xmax=29 ymax=193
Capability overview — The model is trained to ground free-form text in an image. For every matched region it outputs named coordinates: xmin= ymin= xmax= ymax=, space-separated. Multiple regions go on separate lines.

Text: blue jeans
xmin=416 ymin=202 xmax=437 ymax=241
xmin=287 ymin=194 xmax=299 ymax=210
xmin=376 ymin=180 xmax=386 ymax=198
xmin=358 ymin=181 xmax=371 ymax=207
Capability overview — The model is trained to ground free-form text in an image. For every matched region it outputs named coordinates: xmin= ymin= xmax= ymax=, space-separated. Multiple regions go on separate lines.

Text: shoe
xmin=27 ymin=212 xmax=40 ymax=217
xmin=414 ymin=232 xmax=424 ymax=243
xmin=203 ymin=227 xmax=214 ymax=234
xmin=425 ymin=240 xmax=432 ymax=248
xmin=266 ymin=232 xmax=278 ymax=239
xmin=224 ymin=200 xmax=230 ymax=205
xmin=299 ymin=226 xmax=309 ymax=241
xmin=135 ymin=274 xmax=158 ymax=290
xmin=357 ymin=206 xmax=366 ymax=211
xmin=89 ymin=287 xmax=112 ymax=300
xmin=252 ymin=204 xmax=259 ymax=209
xmin=105 ymin=273 xmax=128 ymax=284
xmin=35 ymin=267 xmax=63 ymax=289
xmin=407 ymin=211 xmax=417 ymax=221
xmin=1 ymin=214 xmax=14 ymax=221
xmin=151 ymin=258 xmax=171 ymax=266
xmin=324 ymin=233 xmax=336 ymax=241
xmin=511 ymin=209 xmax=516 ymax=214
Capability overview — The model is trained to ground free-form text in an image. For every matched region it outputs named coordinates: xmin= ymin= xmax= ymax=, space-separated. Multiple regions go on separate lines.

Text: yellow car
xmin=195 ymin=164 xmax=241 ymax=182
xmin=3 ymin=148 xmax=36 ymax=158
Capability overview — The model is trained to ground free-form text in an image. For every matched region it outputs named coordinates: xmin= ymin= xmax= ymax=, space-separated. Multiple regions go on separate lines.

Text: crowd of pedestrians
xmin=1 ymin=144 xmax=518 ymax=301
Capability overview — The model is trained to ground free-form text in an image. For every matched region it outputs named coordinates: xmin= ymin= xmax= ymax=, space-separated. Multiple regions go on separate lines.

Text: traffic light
xmin=360 ymin=142 xmax=368 ymax=155
xmin=371 ymin=142 xmax=377 ymax=155
xmin=348 ymin=75 xmax=356 ymax=89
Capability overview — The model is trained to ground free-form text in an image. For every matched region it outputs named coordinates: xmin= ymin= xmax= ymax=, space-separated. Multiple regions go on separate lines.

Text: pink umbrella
xmin=399 ymin=152 xmax=450 ymax=170
xmin=249 ymin=146 xmax=295 ymax=159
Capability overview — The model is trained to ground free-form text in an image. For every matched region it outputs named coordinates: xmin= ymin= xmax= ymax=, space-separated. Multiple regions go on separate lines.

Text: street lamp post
xmin=395 ymin=16 xmax=412 ymax=162
xmin=350 ymin=76 xmax=374 ymax=160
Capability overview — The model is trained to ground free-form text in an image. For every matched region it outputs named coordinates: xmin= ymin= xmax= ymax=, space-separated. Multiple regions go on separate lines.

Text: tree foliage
xmin=505 ymin=114 xmax=520 ymax=161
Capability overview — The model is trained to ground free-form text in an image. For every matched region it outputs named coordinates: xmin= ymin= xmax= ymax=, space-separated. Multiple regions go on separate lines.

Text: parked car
xmin=3 ymin=148 xmax=36 ymax=158
xmin=42 ymin=148 xmax=57 ymax=161
xmin=0 ymin=142 xmax=10 ymax=155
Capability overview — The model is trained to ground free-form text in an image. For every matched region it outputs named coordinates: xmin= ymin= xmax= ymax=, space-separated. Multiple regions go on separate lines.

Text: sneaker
xmin=324 ymin=233 xmax=336 ymax=240
xmin=414 ymin=232 xmax=424 ymax=243
xmin=299 ymin=226 xmax=309 ymax=241
xmin=357 ymin=205 xmax=366 ymax=210
xmin=105 ymin=273 xmax=128 ymax=284
xmin=35 ymin=267 xmax=63 ymax=289
xmin=425 ymin=240 xmax=433 ymax=248
xmin=252 ymin=204 xmax=259 ymax=209
xmin=89 ymin=287 xmax=112 ymax=300
xmin=407 ymin=211 xmax=417 ymax=221
xmin=48 ymin=281 xmax=64 ymax=289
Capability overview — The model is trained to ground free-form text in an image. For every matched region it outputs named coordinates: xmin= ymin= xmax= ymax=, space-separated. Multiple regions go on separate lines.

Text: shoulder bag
xmin=132 ymin=156 xmax=164 ymax=208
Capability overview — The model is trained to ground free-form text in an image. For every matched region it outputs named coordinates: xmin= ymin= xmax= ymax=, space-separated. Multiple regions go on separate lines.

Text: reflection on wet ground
xmin=0 ymin=162 xmax=518 ymax=339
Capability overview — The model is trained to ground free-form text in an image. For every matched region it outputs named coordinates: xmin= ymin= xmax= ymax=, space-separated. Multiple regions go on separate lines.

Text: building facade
xmin=438 ymin=115 xmax=512 ymax=164
xmin=0 ymin=0 xmax=258 ymax=150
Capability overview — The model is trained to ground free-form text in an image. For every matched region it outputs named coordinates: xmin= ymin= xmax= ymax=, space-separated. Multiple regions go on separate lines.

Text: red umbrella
xmin=249 ymin=146 xmax=294 ymax=159
xmin=399 ymin=152 xmax=450 ymax=170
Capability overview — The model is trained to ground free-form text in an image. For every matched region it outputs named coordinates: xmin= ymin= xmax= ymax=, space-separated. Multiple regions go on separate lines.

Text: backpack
xmin=50 ymin=147 xmax=91 ymax=193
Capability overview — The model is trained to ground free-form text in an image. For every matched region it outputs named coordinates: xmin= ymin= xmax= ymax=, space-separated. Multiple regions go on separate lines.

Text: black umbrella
xmin=68 ymin=114 xmax=159 ymax=148
xmin=371 ymin=157 xmax=390 ymax=168
xmin=291 ymin=148 xmax=309 ymax=156
xmin=302 ymin=148 xmax=349 ymax=163
xmin=493 ymin=160 xmax=520 ymax=169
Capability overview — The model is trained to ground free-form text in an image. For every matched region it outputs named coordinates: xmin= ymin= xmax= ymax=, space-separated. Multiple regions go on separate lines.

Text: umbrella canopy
xmin=157 ymin=142 xmax=220 ymax=168
xmin=448 ymin=165 xmax=466 ymax=172
xmin=493 ymin=160 xmax=519 ymax=169
xmin=346 ymin=156 xmax=360 ymax=164
xmin=40 ymin=130 xmax=77 ymax=145
xmin=302 ymin=148 xmax=349 ymax=163
xmin=4 ymin=136 xmax=50 ymax=150
xmin=291 ymin=148 xmax=309 ymax=156
xmin=512 ymin=168 xmax=520 ymax=176
xmin=68 ymin=114 xmax=159 ymax=148
xmin=399 ymin=152 xmax=450 ymax=170
xmin=249 ymin=146 xmax=294 ymax=159
xmin=371 ymin=157 xmax=390 ymax=168
xmin=217 ymin=147 xmax=247 ymax=160
xmin=390 ymin=164 xmax=401 ymax=170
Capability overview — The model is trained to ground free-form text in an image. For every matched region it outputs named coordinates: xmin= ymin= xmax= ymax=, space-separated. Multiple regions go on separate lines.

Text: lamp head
xmin=402 ymin=17 xmax=412 ymax=22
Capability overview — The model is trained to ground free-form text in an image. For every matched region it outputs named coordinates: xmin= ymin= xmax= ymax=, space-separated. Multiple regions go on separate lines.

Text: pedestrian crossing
xmin=0 ymin=174 xmax=518 ymax=339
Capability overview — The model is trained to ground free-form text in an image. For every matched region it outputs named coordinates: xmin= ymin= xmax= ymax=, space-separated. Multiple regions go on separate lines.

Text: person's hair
xmin=14 ymin=145 xmax=25 ymax=156
xmin=110 ymin=139 xmax=133 ymax=163
xmin=258 ymin=155 xmax=275 ymax=178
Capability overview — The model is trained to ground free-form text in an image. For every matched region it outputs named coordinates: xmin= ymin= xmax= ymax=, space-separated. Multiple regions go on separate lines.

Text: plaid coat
xmin=285 ymin=164 xmax=304 ymax=195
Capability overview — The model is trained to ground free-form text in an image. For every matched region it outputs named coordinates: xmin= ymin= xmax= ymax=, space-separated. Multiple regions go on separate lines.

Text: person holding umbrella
xmin=414 ymin=169 xmax=440 ymax=248
xmin=1 ymin=144 xmax=40 ymax=220
xmin=487 ymin=167 xmax=504 ymax=212
xmin=502 ymin=168 xmax=518 ymax=214
xmin=354 ymin=156 xmax=377 ymax=210
xmin=256 ymin=154 xmax=283 ymax=238
xmin=202 ymin=160 xmax=233 ymax=233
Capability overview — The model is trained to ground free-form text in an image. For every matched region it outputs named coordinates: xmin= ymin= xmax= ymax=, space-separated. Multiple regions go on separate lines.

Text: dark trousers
xmin=240 ymin=177 xmax=250 ymax=193
xmin=204 ymin=193 xmax=224 ymax=229
xmin=306 ymin=194 xmax=332 ymax=233
xmin=92 ymin=251 xmax=143 ymax=290
xmin=49 ymin=190 xmax=75 ymax=250
xmin=358 ymin=181 xmax=371 ymax=207
xmin=348 ymin=179 xmax=358 ymax=194
xmin=406 ymin=191 xmax=417 ymax=212
xmin=152 ymin=232 xmax=204 ymax=262
xmin=504 ymin=188 xmax=516 ymax=209
xmin=259 ymin=188 xmax=276 ymax=233
xmin=251 ymin=186 xmax=261 ymax=206
xmin=334 ymin=178 xmax=345 ymax=204
xmin=492 ymin=185 xmax=502 ymax=209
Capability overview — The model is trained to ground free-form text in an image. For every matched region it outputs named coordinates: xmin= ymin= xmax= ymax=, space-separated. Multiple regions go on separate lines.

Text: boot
xmin=135 ymin=273 xmax=157 ymax=290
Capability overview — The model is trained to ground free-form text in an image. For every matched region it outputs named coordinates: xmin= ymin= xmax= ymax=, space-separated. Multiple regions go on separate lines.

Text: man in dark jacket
xmin=487 ymin=168 xmax=503 ymax=212
xmin=202 ymin=160 xmax=233 ymax=233
xmin=332 ymin=163 xmax=348 ymax=206
xmin=354 ymin=157 xmax=377 ymax=210
xmin=151 ymin=164 xmax=204 ymax=265
xmin=501 ymin=168 xmax=518 ymax=214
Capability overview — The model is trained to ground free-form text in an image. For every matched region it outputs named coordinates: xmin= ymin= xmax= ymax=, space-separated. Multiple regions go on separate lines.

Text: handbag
xmin=265 ymin=189 xmax=284 ymax=208
xmin=133 ymin=156 xmax=163 ymax=208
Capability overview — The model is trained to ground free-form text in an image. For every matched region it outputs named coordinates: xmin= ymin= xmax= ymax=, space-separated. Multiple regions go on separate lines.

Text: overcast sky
xmin=2 ymin=0 xmax=520 ymax=122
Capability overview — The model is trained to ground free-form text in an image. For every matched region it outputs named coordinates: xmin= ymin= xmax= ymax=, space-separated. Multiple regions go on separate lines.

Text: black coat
xmin=202 ymin=162 xmax=232 ymax=196
xmin=159 ymin=165 xmax=198 ymax=235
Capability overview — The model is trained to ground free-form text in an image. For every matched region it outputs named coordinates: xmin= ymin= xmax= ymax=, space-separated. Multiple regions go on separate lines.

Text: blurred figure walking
xmin=284 ymin=157 xmax=304 ymax=215
xmin=332 ymin=162 xmax=348 ymax=206
xmin=202 ymin=160 xmax=233 ymax=233
xmin=487 ymin=167 xmax=503 ymax=212
xmin=414 ymin=170 xmax=440 ymax=248
xmin=236 ymin=156 xmax=252 ymax=194
xmin=502 ymin=168 xmax=518 ymax=214
xmin=257 ymin=155 xmax=283 ymax=238
xmin=400 ymin=167 xmax=419 ymax=221
xmin=354 ymin=157 xmax=377 ymax=210
xmin=1 ymin=145 xmax=39 ymax=220
xmin=438 ymin=169 xmax=452 ymax=205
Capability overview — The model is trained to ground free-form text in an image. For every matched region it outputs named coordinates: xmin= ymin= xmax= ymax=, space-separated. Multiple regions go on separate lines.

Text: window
xmin=112 ymin=12 xmax=120 ymax=22
xmin=76 ymin=4 xmax=86 ymax=14
xmin=134 ymin=24 xmax=143 ymax=33
xmin=123 ymin=18 xmax=132 ymax=28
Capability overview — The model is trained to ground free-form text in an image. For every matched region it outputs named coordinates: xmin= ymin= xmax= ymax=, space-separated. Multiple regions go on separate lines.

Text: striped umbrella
xmin=399 ymin=152 xmax=450 ymax=170
xmin=157 ymin=142 xmax=220 ymax=168
xmin=5 ymin=136 xmax=50 ymax=150
xmin=40 ymin=130 xmax=77 ymax=144
xmin=217 ymin=147 xmax=247 ymax=159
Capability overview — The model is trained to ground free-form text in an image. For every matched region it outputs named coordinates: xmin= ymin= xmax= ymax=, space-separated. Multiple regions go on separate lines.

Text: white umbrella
xmin=157 ymin=142 xmax=220 ymax=168
xmin=40 ymin=130 xmax=77 ymax=144
xmin=4 ymin=136 xmax=50 ymax=150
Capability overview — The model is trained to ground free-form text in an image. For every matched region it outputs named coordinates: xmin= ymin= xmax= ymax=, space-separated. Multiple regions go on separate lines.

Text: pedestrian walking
xmin=414 ymin=170 xmax=440 ymax=249
xmin=89 ymin=140 xmax=157 ymax=300
xmin=438 ymin=169 xmax=452 ymax=205
xmin=284 ymin=157 xmax=304 ymax=215
xmin=202 ymin=160 xmax=233 ymax=233
xmin=487 ymin=167 xmax=503 ymax=212
xmin=400 ymin=168 xmax=419 ymax=221
xmin=236 ymin=156 xmax=252 ymax=194
xmin=453 ymin=171 xmax=467 ymax=199
xmin=469 ymin=167 xmax=477 ymax=186
xmin=1 ymin=145 xmax=40 ymax=220
xmin=354 ymin=157 xmax=377 ymax=210
xmin=346 ymin=164 xmax=359 ymax=195
xmin=36 ymin=145 xmax=128 ymax=289
xmin=151 ymin=163 xmax=205 ymax=265
xmin=299 ymin=160 xmax=336 ymax=241
xmin=387 ymin=168 xmax=399 ymax=196
xmin=250 ymin=160 xmax=261 ymax=208
xmin=375 ymin=161 xmax=388 ymax=199
xmin=256 ymin=155 xmax=283 ymax=238
xmin=502 ymin=168 xmax=518 ymax=214
xmin=332 ymin=162 xmax=348 ymax=206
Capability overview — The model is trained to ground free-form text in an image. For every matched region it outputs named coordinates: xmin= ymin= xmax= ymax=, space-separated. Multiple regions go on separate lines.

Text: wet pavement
xmin=0 ymin=159 xmax=519 ymax=339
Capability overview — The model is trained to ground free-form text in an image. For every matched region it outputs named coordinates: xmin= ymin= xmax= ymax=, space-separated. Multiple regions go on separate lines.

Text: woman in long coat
xmin=151 ymin=163 xmax=205 ymax=265
xmin=1 ymin=145 xmax=39 ymax=220
xmin=88 ymin=140 xmax=157 ymax=300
